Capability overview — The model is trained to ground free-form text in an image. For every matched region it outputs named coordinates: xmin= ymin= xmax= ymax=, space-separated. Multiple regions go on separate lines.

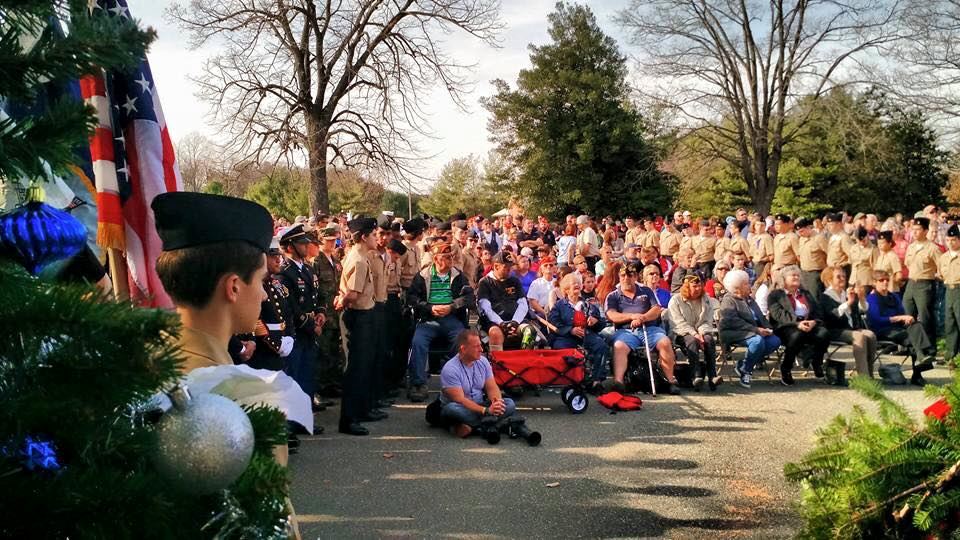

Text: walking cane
xmin=641 ymin=322 xmax=657 ymax=397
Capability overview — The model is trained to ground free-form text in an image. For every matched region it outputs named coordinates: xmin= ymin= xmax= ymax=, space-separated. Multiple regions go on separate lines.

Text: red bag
xmin=572 ymin=310 xmax=587 ymax=328
xmin=596 ymin=391 xmax=642 ymax=411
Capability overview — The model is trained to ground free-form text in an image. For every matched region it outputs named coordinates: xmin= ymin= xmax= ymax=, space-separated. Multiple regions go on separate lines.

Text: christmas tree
xmin=0 ymin=1 xmax=290 ymax=537
xmin=785 ymin=373 xmax=960 ymax=538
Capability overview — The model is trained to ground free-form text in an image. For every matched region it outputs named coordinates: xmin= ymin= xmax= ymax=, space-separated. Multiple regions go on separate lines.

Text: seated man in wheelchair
xmin=406 ymin=242 xmax=475 ymax=402
xmin=477 ymin=251 xmax=537 ymax=351
xmin=548 ymin=272 xmax=609 ymax=389
xmin=604 ymin=262 xmax=681 ymax=395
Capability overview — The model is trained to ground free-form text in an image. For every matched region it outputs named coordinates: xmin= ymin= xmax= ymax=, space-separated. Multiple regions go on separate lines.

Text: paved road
xmin=290 ymin=354 xmax=949 ymax=539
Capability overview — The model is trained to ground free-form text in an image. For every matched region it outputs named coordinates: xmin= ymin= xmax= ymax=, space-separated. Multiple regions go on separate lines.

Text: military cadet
xmin=940 ymin=225 xmax=960 ymax=362
xmin=773 ymin=214 xmax=800 ymax=271
xmin=249 ymin=236 xmax=296 ymax=372
xmin=823 ymin=213 xmax=854 ymax=280
xmin=278 ymin=224 xmax=325 ymax=406
xmin=334 ymin=217 xmax=380 ymax=436
xmin=849 ymin=226 xmax=878 ymax=289
xmin=385 ymin=238 xmax=410 ymax=388
xmin=875 ymin=230 xmax=904 ymax=294
xmin=313 ymin=224 xmax=344 ymax=398
xmin=625 ymin=218 xmax=644 ymax=247
xmin=461 ymin=231 xmax=481 ymax=289
xmin=693 ymin=220 xmax=718 ymax=277
xmin=641 ymin=219 xmax=660 ymax=250
xmin=369 ymin=216 xmax=393 ymax=411
xmin=904 ymin=217 xmax=942 ymax=348
xmin=749 ymin=219 xmax=774 ymax=280
xmin=660 ymin=220 xmax=681 ymax=264
xmin=797 ymin=217 xmax=828 ymax=297
xmin=400 ymin=217 xmax=426 ymax=289
xmin=713 ymin=224 xmax=731 ymax=265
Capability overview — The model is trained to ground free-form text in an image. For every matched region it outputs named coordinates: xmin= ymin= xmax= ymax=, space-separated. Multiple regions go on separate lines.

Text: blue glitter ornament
xmin=0 ymin=183 xmax=86 ymax=274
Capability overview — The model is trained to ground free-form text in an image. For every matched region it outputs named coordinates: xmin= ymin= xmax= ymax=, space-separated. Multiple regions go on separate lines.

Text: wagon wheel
xmin=566 ymin=391 xmax=589 ymax=414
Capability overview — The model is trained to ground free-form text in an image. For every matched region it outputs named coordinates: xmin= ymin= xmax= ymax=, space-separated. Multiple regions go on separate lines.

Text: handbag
xmin=878 ymin=363 xmax=907 ymax=385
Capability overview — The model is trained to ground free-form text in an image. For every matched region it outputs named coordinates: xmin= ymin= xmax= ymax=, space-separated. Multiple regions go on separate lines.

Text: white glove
xmin=279 ymin=336 xmax=295 ymax=357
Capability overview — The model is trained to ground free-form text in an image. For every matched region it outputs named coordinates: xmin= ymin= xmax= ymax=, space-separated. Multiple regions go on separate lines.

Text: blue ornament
xmin=22 ymin=436 xmax=59 ymax=471
xmin=0 ymin=184 xmax=86 ymax=274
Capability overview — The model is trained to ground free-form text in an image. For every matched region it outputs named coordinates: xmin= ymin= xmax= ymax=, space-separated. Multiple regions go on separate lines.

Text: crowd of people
xmin=236 ymin=204 xmax=960 ymax=439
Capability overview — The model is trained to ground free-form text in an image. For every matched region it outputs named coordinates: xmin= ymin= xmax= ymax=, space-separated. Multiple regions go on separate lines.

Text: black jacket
xmin=819 ymin=289 xmax=866 ymax=331
xmin=767 ymin=288 xmax=823 ymax=330
xmin=407 ymin=266 xmax=474 ymax=326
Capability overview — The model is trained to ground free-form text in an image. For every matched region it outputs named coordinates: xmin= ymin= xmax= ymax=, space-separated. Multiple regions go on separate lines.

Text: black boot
xmin=828 ymin=361 xmax=848 ymax=387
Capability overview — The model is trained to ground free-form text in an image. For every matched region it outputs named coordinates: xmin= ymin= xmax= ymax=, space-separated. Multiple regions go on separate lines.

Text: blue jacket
xmin=866 ymin=291 xmax=903 ymax=332
xmin=548 ymin=298 xmax=606 ymax=342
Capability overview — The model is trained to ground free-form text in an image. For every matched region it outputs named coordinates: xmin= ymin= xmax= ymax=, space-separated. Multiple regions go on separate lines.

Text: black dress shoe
xmin=911 ymin=374 xmax=927 ymax=387
xmin=338 ymin=422 xmax=369 ymax=436
xmin=915 ymin=360 xmax=935 ymax=372
xmin=359 ymin=409 xmax=389 ymax=422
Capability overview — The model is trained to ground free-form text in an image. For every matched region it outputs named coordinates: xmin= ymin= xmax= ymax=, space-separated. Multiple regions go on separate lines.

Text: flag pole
xmin=107 ymin=247 xmax=129 ymax=302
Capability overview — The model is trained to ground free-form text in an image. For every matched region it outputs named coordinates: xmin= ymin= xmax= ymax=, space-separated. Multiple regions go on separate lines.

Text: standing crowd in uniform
xmin=233 ymin=205 xmax=960 ymax=439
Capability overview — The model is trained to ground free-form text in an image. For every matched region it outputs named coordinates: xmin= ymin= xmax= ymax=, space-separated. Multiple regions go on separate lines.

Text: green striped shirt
xmin=428 ymin=267 xmax=453 ymax=305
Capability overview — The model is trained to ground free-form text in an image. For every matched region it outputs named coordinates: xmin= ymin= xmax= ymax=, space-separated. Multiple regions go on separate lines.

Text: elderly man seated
xmin=605 ymin=262 xmax=681 ymax=395
xmin=440 ymin=330 xmax=517 ymax=437
xmin=406 ymin=242 xmax=474 ymax=402
xmin=477 ymin=251 xmax=531 ymax=351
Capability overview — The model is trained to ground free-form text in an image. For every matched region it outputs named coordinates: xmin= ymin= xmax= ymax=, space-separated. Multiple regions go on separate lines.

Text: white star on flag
xmin=134 ymin=73 xmax=152 ymax=94
xmin=121 ymin=95 xmax=138 ymax=115
xmin=109 ymin=4 xmax=128 ymax=17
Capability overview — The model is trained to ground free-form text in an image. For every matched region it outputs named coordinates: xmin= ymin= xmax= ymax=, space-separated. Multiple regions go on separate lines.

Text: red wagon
xmin=489 ymin=348 xmax=589 ymax=414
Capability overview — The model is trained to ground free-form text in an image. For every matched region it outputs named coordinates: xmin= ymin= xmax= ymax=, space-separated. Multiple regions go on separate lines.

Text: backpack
xmin=596 ymin=391 xmax=643 ymax=411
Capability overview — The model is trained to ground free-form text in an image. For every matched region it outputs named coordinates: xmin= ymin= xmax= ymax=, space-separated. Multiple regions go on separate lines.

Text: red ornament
xmin=924 ymin=398 xmax=952 ymax=421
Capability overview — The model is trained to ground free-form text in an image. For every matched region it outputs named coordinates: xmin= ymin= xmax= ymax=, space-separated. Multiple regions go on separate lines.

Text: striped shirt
xmin=428 ymin=267 xmax=454 ymax=305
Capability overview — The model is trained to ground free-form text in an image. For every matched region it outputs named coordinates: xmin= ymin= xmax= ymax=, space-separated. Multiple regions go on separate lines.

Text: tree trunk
xmin=751 ymin=178 xmax=775 ymax=215
xmin=306 ymin=115 xmax=330 ymax=214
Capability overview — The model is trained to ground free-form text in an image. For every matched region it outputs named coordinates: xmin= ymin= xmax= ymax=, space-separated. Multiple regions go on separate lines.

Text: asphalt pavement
xmin=290 ymin=352 xmax=951 ymax=539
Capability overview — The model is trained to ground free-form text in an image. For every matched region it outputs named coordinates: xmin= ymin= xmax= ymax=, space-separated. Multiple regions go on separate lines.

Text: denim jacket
xmin=548 ymin=298 xmax=607 ymax=339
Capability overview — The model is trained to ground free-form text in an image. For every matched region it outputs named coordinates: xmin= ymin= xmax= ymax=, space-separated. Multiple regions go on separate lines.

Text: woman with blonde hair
xmin=668 ymin=274 xmax=721 ymax=390
xmin=548 ymin=272 xmax=608 ymax=385
xmin=819 ymin=265 xmax=877 ymax=377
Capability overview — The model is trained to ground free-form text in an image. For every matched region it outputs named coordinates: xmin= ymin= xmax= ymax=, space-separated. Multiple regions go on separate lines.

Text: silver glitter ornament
xmin=154 ymin=386 xmax=254 ymax=494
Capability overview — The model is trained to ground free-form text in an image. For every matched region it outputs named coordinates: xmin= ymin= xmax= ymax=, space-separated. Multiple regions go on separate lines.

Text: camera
xmin=506 ymin=416 xmax=541 ymax=447
xmin=479 ymin=415 xmax=501 ymax=445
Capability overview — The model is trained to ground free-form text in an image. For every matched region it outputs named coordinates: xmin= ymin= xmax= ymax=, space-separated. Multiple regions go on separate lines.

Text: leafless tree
xmin=617 ymin=0 xmax=900 ymax=213
xmin=884 ymin=0 xmax=960 ymax=135
xmin=167 ymin=0 xmax=501 ymax=214
xmin=175 ymin=132 xmax=223 ymax=192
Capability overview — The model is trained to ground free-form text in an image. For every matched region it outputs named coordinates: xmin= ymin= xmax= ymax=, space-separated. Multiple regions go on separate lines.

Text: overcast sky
xmin=132 ymin=1 xmax=633 ymax=192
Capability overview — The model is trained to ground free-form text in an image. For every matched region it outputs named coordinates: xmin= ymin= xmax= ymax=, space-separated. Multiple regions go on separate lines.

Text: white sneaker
xmin=739 ymin=373 xmax=752 ymax=388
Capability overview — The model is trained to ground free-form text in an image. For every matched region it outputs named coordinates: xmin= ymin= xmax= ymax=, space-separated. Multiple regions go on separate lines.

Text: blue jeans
xmin=552 ymin=333 xmax=609 ymax=381
xmin=409 ymin=315 xmax=466 ymax=386
xmin=441 ymin=397 xmax=517 ymax=427
xmin=740 ymin=334 xmax=781 ymax=374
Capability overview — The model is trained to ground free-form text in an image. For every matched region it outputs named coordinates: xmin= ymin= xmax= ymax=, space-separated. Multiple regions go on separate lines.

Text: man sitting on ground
xmin=477 ymin=251 xmax=530 ymax=351
xmin=605 ymin=262 xmax=681 ymax=395
xmin=440 ymin=330 xmax=517 ymax=437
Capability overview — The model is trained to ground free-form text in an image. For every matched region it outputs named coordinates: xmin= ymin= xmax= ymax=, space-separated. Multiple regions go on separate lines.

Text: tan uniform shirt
xmin=678 ymin=235 xmax=694 ymax=254
xmin=693 ymin=235 xmax=717 ymax=264
xmin=175 ymin=327 xmax=232 ymax=374
xmin=462 ymin=251 xmax=480 ymax=289
xmin=749 ymin=232 xmax=774 ymax=265
xmin=625 ymin=227 xmax=643 ymax=247
xmin=798 ymin=235 xmax=828 ymax=272
xmin=874 ymin=249 xmax=903 ymax=292
xmin=906 ymin=240 xmax=940 ymax=281
xmin=368 ymin=249 xmax=388 ymax=302
xmin=728 ymin=236 xmax=751 ymax=258
xmin=773 ymin=231 xmax=800 ymax=269
xmin=641 ymin=229 xmax=659 ymax=249
xmin=399 ymin=239 xmax=421 ymax=289
xmin=827 ymin=233 xmax=854 ymax=268
xmin=340 ymin=246 xmax=375 ymax=310
xmin=848 ymin=242 xmax=878 ymax=287
xmin=713 ymin=237 xmax=731 ymax=263
xmin=660 ymin=229 xmax=680 ymax=257
xmin=385 ymin=252 xmax=401 ymax=294
xmin=939 ymin=250 xmax=960 ymax=286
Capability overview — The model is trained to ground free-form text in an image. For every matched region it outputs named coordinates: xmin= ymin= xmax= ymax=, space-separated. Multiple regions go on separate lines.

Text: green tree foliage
xmin=785 ymin=374 xmax=960 ymax=538
xmin=483 ymin=3 xmax=673 ymax=219
xmin=244 ymin=168 xmax=310 ymax=221
xmin=674 ymin=89 xmax=948 ymax=218
xmin=380 ymin=190 xmax=424 ymax=219
xmin=0 ymin=0 xmax=155 ymax=184
xmin=421 ymin=153 xmax=512 ymax=218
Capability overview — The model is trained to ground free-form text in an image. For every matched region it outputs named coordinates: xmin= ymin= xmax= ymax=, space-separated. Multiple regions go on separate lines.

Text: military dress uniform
xmin=904 ymin=222 xmax=941 ymax=348
xmin=249 ymin=271 xmax=296 ymax=372
xmin=875 ymin=248 xmax=903 ymax=293
xmin=827 ymin=230 xmax=855 ymax=278
xmin=384 ymin=239 xmax=409 ymax=389
xmin=339 ymin=218 xmax=379 ymax=435
xmin=660 ymin=227 xmax=681 ymax=262
xmin=749 ymin=231 xmax=774 ymax=280
xmin=939 ymin=225 xmax=960 ymax=360
xmin=278 ymin=225 xmax=322 ymax=401
xmin=368 ymin=230 xmax=390 ymax=411
xmin=848 ymin=238 xmax=878 ymax=289
xmin=693 ymin=232 xmax=718 ymax=277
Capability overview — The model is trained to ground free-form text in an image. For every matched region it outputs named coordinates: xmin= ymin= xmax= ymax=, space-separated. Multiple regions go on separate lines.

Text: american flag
xmin=81 ymin=0 xmax=181 ymax=308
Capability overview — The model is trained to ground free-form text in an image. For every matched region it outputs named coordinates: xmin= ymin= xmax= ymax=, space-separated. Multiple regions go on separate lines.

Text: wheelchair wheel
xmin=561 ymin=385 xmax=577 ymax=405
xmin=566 ymin=391 xmax=589 ymax=414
